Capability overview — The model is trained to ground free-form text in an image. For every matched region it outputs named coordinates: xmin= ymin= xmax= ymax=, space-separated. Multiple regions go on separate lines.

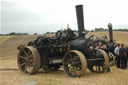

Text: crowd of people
xmin=114 ymin=44 xmax=128 ymax=69
xmin=96 ymin=42 xmax=128 ymax=70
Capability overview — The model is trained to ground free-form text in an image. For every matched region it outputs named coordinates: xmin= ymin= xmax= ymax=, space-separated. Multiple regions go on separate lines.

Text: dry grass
xmin=0 ymin=32 xmax=128 ymax=85
xmin=0 ymin=58 xmax=128 ymax=85
xmin=0 ymin=36 xmax=12 ymax=44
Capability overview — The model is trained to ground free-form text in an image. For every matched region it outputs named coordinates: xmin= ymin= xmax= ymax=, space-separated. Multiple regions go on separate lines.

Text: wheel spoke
xmin=73 ymin=66 xmax=76 ymax=76
xmin=68 ymin=65 xmax=73 ymax=69
xmin=27 ymin=67 xmax=33 ymax=72
xmin=69 ymin=54 xmax=72 ymax=58
xmin=23 ymin=49 xmax=29 ymax=58
xmin=28 ymin=62 xmax=33 ymax=67
xmin=29 ymin=59 xmax=33 ymax=61
xmin=28 ymin=50 xmax=31 ymax=56
xmin=75 ymin=66 xmax=81 ymax=71
xmin=70 ymin=67 xmax=74 ymax=73
xmin=69 ymin=54 xmax=81 ymax=76
xmin=98 ymin=66 xmax=100 ymax=72
xmin=75 ymin=61 xmax=81 ymax=64
xmin=19 ymin=56 xmax=27 ymax=60
xmin=24 ymin=67 xmax=28 ymax=72
xmin=29 ymin=59 xmax=34 ymax=64
xmin=20 ymin=63 xmax=26 ymax=67
xmin=89 ymin=65 xmax=103 ymax=73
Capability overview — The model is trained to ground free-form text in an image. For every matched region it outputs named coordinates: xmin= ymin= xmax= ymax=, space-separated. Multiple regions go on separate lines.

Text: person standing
xmin=125 ymin=45 xmax=128 ymax=68
xmin=114 ymin=44 xmax=120 ymax=68
xmin=119 ymin=44 xmax=127 ymax=69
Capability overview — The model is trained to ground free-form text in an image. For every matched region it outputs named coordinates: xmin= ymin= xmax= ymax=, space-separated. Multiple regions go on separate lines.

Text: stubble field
xmin=0 ymin=32 xmax=128 ymax=85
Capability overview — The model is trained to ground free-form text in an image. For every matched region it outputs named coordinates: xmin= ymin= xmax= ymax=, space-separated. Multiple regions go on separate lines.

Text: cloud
xmin=1 ymin=0 xmax=128 ymax=34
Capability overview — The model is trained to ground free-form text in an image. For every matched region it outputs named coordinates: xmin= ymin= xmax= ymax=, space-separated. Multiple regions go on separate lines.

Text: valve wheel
xmin=63 ymin=50 xmax=87 ymax=77
xmin=17 ymin=46 xmax=40 ymax=75
xmin=88 ymin=49 xmax=109 ymax=73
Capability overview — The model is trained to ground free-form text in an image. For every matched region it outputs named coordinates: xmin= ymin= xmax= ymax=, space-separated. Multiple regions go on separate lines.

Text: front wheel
xmin=63 ymin=50 xmax=87 ymax=77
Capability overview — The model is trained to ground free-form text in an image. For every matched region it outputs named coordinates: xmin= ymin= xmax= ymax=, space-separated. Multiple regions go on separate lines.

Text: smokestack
xmin=108 ymin=23 xmax=113 ymax=42
xmin=76 ymin=5 xmax=85 ymax=37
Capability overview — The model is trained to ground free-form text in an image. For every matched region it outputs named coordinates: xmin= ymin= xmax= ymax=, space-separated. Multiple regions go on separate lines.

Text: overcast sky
xmin=1 ymin=0 xmax=128 ymax=34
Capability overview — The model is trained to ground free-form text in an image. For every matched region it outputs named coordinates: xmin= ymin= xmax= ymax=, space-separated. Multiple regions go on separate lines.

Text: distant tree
xmin=95 ymin=28 xmax=108 ymax=32
xmin=91 ymin=30 xmax=94 ymax=32
xmin=24 ymin=33 xmax=28 ymax=35
xmin=9 ymin=32 xmax=16 ymax=35
xmin=85 ymin=30 xmax=90 ymax=32
xmin=113 ymin=28 xmax=128 ymax=32
xmin=104 ymin=28 xmax=108 ymax=31
xmin=51 ymin=32 xmax=56 ymax=34
xmin=34 ymin=33 xmax=38 ymax=35
xmin=46 ymin=32 xmax=50 ymax=34
xmin=0 ymin=34 xmax=3 ymax=36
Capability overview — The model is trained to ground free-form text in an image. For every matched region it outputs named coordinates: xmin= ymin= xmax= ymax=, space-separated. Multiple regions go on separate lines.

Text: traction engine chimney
xmin=76 ymin=5 xmax=85 ymax=38
xmin=108 ymin=23 xmax=113 ymax=42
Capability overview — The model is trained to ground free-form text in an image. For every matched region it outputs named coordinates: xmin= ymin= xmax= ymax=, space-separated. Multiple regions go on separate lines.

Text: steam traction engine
xmin=17 ymin=5 xmax=109 ymax=77
xmin=89 ymin=23 xmax=116 ymax=66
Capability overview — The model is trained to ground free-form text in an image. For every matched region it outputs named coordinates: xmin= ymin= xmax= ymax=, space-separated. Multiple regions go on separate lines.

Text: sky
xmin=1 ymin=0 xmax=128 ymax=34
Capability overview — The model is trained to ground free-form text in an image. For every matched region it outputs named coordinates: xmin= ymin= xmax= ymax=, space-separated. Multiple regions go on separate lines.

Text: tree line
xmin=94 ymin=28 xmax=128 ymax=32
xmin=0 ymin=32 xmax=29 ymax=36
xmin=0 ymin=28 xmax=127 ymax=36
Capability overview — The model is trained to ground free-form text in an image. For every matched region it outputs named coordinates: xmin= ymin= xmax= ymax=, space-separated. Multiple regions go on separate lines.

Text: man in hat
xmin=125 ymin=45 xmax=128 ymax=68
xmin=119 ymin=44 xmax=127 ymax=69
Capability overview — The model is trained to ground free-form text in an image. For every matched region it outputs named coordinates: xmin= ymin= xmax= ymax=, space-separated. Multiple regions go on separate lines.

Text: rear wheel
xmin=63 ymin=50 xmax=87 ymax=77
xmin=88 ymin=49 xmax=109 ymax=73
xmin=109 ymin=52 xmax=115 ymax=66
xmin=17 ymin=46 xmax=40 ymax=74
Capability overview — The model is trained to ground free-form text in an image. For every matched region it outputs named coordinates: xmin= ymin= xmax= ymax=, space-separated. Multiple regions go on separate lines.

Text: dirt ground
xmin=0 ymin=32 xmax=128 ymax=85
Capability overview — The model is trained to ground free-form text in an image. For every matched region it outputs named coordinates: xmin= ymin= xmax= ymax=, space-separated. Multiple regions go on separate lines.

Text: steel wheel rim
xmin=63 ymin=50 xmax=87 ymax=77
xmin=109 ymin=52 xmax=115 ymax=66
xmin=96 ymin=49 xmax=109 ymax=71
xmin=89 ymin=50 xmax=104 ymax=73
xmin=89 ymin=49 xmax=109 ymax=73
xmin=17 ymin=46 xmax=40 ymax=75
xmin=18 ymin=47 xmax=34 ymax=73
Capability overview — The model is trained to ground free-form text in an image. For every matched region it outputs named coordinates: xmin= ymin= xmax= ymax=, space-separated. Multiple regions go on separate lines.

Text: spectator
xmin=119 ymin=44 xmax=127 ymax=69
xmin=102 ymin=44 xmax=109 ymax=53
xmin=114 ymin=44 xmax=120 ymax=68
xmin=96 ymin=42 xmax=103 ymax=49
xmin=103 ymin=44 xmax=107 ymax=48
xmin=125 ymin=45 xmax=128 ymax=68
